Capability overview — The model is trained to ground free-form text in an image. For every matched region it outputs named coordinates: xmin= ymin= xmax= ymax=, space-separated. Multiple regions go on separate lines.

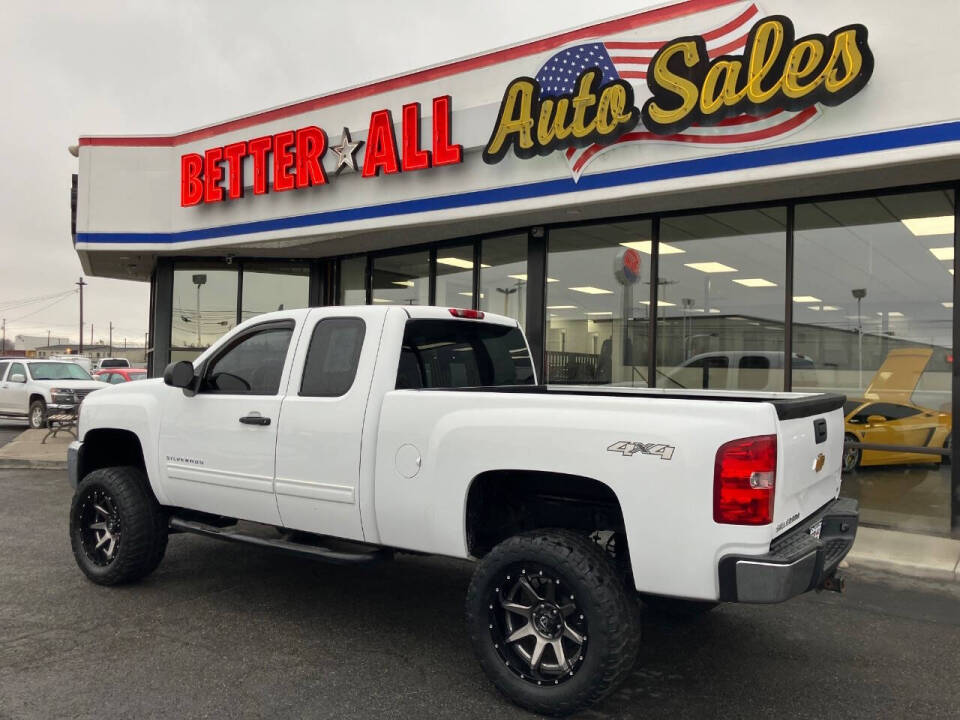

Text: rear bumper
xmin=718 ymin=497 xmax=858 ymax=604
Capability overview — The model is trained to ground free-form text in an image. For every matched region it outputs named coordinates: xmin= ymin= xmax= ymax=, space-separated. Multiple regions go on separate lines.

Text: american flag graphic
xmin=533 ymin=3 xmax=820 ymax=181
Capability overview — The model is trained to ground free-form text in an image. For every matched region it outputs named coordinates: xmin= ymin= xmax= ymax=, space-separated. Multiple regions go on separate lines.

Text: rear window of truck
xmin=397 ymin=320 xmax=534 ymax=389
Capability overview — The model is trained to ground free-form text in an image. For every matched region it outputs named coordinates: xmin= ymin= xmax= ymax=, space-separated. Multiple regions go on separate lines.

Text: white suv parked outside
xmin=0 ymin=359 xmax=104 ymax=428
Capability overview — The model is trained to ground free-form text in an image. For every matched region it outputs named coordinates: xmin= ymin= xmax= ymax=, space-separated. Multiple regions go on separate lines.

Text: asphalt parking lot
xmin=0 ymin=421 xmax=27 ymax=450
xmin=2 ymin=469 xmax=959 ymax=720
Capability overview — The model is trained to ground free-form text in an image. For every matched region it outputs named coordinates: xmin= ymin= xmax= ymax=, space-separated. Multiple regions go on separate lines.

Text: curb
xmin=0 ymin=459 xmax=67 ymax=471
xmin=844 ymin=526 xmax=960 ymax=582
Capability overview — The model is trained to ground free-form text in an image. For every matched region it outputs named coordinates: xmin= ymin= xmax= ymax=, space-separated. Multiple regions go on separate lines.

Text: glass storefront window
xmin=435 ymin=244 xmax=476 ymax=308
xmin=794 ymin=191 xmax=955 ymax=535
xmin=240 ymin=262 xmax=310 ymax=321
xmin=546 ymin=220 xmax=652 ymax=385
xmin=171 ymin=265 xmax=238 ymax=362
xmin=371 ymin=251 xmax=430 ymax=305
xmin=657 ymin=208 xmax=787 ymax=392
xmin=339 ymin=256 xmax=367 ymax=305
xmin=480 ymin=235 xmax=528 ymax=328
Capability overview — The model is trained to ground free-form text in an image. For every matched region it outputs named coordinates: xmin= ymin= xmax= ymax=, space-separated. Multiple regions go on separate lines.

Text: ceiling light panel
xmin=902 ymin=216 xmax=954 ymax=236
xmin=684 ymin=262 xmax=737 ymax=273
xmin=569 ymin=286 xmax=614 ymax=295
xmin=733 ymin=278 xmax=777 ymax=287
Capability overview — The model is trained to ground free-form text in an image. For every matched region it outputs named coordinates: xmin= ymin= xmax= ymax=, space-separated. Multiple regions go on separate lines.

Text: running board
xmin=168 ymin=517 xmax=388 ymax=565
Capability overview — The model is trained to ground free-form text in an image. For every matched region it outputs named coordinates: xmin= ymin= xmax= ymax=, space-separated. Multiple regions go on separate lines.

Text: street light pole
xmin=192 ymin=274 xmax=207 ymax=347
xmin=76 ymin=277 xmax=87 ymax=355
xmin=109 ymin=321 xmax=113 ymax=356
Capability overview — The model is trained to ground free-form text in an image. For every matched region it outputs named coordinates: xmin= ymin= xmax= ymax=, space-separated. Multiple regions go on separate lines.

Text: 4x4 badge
xmin=607 ymin=441 xmax=675 ymax=461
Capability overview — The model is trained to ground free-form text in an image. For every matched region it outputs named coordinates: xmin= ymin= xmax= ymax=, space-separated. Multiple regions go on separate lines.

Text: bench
xmin=43 ymin=411 xmax=77 ymax=444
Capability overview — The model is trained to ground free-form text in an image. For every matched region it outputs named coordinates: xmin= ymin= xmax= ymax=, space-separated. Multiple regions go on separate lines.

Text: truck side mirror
xmin=163 ymin=361 xmax=196 ymax=390
xmin=9 ymin=373 xmax=26 ymax=383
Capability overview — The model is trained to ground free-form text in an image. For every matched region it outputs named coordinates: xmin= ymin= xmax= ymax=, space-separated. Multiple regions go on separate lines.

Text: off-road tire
xmin=465 ymin=529 xmax=640 ymax=716
xmin=70 ymin=466 xmax=168 ymax=585
xmin=29 ymin=399 xmax=47 ymax=429
xmin=641 ymin=594 xmax=718 ymax=618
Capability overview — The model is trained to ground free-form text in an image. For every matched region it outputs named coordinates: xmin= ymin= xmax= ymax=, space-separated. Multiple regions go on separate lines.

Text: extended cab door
xmin=273 ymin=307 xmax=385 ymax=541
xmin=158 ymin=319 xmax=297 ymax=525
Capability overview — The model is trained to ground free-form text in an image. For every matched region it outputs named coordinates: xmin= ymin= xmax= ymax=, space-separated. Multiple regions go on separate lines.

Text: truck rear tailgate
xmin=773 ymin=398 xmax=845 ymax=535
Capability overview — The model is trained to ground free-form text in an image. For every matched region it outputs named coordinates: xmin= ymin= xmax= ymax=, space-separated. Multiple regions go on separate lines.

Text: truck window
xmin=738 ymin=355 xmax=770 ymax=391
xmin=200 ymin=323 xmax=293 ymax=395
xmin=300 ymin=318 xmax=366 ymax=397
xmin=398 ymin=320 xmax=534 ymax=389
xmin=0 ymin=361 xmax=8 ymax=381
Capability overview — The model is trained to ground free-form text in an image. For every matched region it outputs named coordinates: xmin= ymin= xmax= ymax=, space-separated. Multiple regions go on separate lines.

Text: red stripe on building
xmin=604 ymin=3 xmax=757 ymax=51
xmin=78 ymin=0 xmax=744 ymax=148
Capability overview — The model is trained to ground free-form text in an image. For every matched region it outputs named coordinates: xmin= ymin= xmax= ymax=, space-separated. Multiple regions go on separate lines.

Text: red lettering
xmin=248 ymin=136 xmax=272 ymax=195
xmin=180 ymin=153 xmax=204 ymax=206
xmin=273 ymin=131 xmax=296 ymax=192
xmin=203 ymin=147 xmax=225 ymax=202
xmin=432 ymin=95 xmax=462 ymax=166
xmin=362 ymin=109 xmax=401 ymax=177
xmin=223 ymin=141 xmax=247 ymax=200
xmin=295 ymin=126 xmax=328 ymax=188
xmin=401 ymin=102 xmax=431 ymax=172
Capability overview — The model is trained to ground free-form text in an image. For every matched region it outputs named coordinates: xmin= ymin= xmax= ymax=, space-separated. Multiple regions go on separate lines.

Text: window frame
xmin=197 ymin=319 xmax=295 ymax=396
xmin=298 ymin=316 xmax=367 ymax=398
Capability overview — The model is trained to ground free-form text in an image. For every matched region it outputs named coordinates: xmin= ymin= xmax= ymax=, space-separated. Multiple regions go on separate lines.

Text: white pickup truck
xmin=67 ymin=305 xmax=857 ymax=715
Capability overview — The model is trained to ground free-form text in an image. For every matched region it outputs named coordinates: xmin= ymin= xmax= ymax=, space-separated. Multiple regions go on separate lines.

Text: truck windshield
xmin=29 ymin=363 xmax=93 ymax=381
xmin=397 ymin=320 xmax=535 ymax=389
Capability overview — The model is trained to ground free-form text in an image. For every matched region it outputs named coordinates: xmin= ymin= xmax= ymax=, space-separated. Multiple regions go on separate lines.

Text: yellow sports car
xmin=842 ymin=348 xmax=952 ymax=472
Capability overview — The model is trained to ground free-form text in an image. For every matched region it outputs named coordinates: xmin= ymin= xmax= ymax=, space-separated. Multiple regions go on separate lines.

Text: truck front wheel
xmin=465 ymin=530 xmax=640 ymax=716
xmin=70 ymin=467 xmax=168 ymax=585
xmin=29 ymin=399 xmax=47 ymax=429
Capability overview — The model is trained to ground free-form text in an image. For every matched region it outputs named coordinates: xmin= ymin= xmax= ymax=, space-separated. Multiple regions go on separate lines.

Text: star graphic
xmin=330 ymin=127 xmax=363 ymax=175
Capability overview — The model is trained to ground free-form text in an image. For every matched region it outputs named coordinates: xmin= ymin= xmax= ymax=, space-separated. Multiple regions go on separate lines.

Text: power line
xmin=0 ymin=289 xmax=77 ymax=312
xmin=7 ymin=291 xmax=78 ymax=324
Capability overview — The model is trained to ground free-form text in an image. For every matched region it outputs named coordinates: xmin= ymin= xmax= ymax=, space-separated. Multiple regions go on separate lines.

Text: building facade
xmin=74 ymin=0 xmax=960 ymax=535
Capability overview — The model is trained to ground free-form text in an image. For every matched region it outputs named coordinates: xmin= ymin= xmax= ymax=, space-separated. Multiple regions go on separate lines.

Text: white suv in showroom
xmin=0 ymin=359 xmax=104 ymax=428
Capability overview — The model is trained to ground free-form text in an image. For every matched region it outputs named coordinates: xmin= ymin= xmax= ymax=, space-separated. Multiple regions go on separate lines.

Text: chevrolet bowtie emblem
xmin=814 ymin=453 xmax=826 ymax=473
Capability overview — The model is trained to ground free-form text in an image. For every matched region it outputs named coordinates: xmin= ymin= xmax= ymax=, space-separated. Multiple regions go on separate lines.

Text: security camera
xmin=225 ymin=254 xmax=235 ymax=265
xmin=851 ymin=288 xmax=867 ymax=300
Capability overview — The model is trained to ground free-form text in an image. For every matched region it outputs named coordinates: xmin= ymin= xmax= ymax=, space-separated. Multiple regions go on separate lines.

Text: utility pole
xmin=47 ymin=330 xmax=50 ymax=348
xmin=90 ymin=323 xmax=94 ymax=348
xmin=76 ymin=277 xmax=87 ymax=355
xmin=109 ymin=321 xmax=113 ymax=356
xmin=1 ymin=318 xmax=5 ymax=353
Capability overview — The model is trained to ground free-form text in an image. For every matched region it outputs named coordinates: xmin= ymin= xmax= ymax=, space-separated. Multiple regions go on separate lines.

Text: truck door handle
xmin=239 ymin=414 xmax=271 ymax=426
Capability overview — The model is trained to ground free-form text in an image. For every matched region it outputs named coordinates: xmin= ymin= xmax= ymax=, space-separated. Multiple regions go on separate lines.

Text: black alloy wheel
xmin=466 ymin=530 xmax=639 ymax=716
xmin=76 ymin=485 xmax=123 ymax=566
xmin=489 ymin=564 xmax=589 ymax=686
xmin=70 ymin=467 xmax=168 ymax=585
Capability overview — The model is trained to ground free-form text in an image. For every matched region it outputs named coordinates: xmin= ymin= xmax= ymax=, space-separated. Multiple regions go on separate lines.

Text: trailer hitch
xmin=818 ymin=573 xmax=845 ymax=594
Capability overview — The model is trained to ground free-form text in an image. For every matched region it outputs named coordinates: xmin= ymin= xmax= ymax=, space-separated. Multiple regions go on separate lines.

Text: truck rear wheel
xmin=465 ymin=530 xmax=640 ymax=716
xmin=70 ymin=467 xmax=168 ymax=585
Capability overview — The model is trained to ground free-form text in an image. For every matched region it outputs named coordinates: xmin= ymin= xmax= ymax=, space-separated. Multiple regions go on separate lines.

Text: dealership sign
xmin=180 ymin=95 xmax=462 ymax=206
xmin=180 ymin=12 xmax=875 ymax=205
xmin=484 ymin=13 xmax=874 ymax=179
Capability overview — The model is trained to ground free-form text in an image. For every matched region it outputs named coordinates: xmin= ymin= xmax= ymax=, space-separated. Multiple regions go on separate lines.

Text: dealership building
xmin=73 ymin=0 xmax=959 ymax=536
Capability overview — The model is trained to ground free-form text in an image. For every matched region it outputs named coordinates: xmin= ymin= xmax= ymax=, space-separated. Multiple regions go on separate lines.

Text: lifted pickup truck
xmin=68 ymin=306 xmax=857 ymax=715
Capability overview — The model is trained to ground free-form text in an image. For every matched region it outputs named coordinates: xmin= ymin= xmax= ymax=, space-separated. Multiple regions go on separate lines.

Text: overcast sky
xmin=0 ymin=0 xmax=658 ymax=348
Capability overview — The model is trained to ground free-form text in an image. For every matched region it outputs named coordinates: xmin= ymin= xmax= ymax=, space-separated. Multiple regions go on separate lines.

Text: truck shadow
xmin=147 ymin=536 xmax=837 ymax=719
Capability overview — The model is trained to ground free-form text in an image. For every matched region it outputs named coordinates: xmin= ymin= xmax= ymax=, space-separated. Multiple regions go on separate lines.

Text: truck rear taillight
xmin=449 ymin=308 xmax=485 ymax=319
xmin=713 ymin=434 xmax=777 ymax=525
